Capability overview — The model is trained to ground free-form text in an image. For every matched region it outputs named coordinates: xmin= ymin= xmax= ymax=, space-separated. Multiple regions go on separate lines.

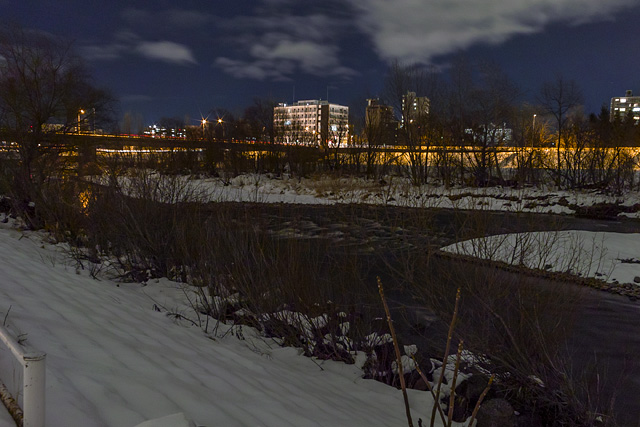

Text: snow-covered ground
xmin=157 ymin=173 xmax=640 ymax=218
xmin=1 ymin=174 xmax=639 ymax=426
xmin=0 ymin=220 xmax=446 ymax=427
xmin=442 ymin=231 xmax=640 ymax=286
xmin=196 ymin=174 xmax=640 ymax=285
xmin=3 ymin=223 xmax=639 ymax=427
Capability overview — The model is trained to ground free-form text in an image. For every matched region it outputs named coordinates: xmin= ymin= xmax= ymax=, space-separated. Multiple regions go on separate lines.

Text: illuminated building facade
xmin=611 ymin=90 xmax=640 ymax=124
xmin=274 ymin=100 xmax=349 ymax=146
xmin=401 ymin=92 xmax=430 ymax=126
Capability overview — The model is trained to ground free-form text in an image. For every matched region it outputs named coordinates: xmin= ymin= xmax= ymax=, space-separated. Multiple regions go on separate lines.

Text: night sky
xmin=4 ymin=0 xmax=640 ymax=125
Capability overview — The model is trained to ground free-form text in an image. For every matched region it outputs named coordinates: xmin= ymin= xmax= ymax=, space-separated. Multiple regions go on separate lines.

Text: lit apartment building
xmin=401 ymin=92 xmax=430 ymax=126
xmin=611 ymin=90 xmax=640 ymax=124
xmin=274 ymin=100 xmax=349 ymax=146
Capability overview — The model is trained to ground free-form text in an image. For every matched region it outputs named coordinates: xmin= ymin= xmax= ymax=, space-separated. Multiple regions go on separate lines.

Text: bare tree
xmin=511 ymin=104 xmax=545 ymax=185
xmin=439 ymin=56 xmax=477 ymax=185
xmin=363 ymin=99 xmax=396 ymax=179
xmin=272 ymin=109 xmax=316 ymax=176
xmin=244 ymin=97 xmax=277 ymax=143
xmin=587 ymin=107 xmax=639 ymax=193
xmin=0 ymin=25 xmax=115 ymax=195
xmin=441 ymin=57 xmax=520 ymax=186
xmin=329 ymin=120 xmax=349 ymax=170
xmin=538 ymin=74 xmax=583 ymax=185
xmin=445 ymin=56 xmax=474 ymax=147
xmin=466 ymin=61 xmax=520 ymax=186
xmin=384 ymin=60 xmax=442 ymax=184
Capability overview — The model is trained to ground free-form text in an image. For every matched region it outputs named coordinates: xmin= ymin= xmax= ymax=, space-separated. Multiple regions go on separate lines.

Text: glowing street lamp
xmin=217 ymin=118 xmax=224 ymax=140
xmin=77 ymin=109 xmax=85 ymax=134
xmin=532 ymin=114 xmax=537 ymax=148
xmin=201 ymin=118 xmax=208 ymax=139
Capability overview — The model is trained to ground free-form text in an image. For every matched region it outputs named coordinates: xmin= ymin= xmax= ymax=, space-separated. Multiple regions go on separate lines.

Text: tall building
xmin=610 ymin=90 xmax=640 ymax=124
xmin=365 ymin=98 xmax=397 ymax=145
xmin=401 ymin=92 xmax=430 ymax=126
xmin=274 ymin=100 xmax=349 ymax=146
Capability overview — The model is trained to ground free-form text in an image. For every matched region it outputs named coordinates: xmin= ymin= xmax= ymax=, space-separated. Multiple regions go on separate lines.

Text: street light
xmin=201 ymin=118 xmax=207 ymax=139
xmin=217 ymin=118 xmax=224 ymax=140
xmin=532 ymin=114 xmax=537 ymax=148
xmin=77 ymin=109 xmax=85 ymax=134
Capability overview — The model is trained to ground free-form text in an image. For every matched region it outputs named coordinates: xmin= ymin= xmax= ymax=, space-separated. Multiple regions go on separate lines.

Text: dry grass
xmin=382 ymin=208 xmax=619 ymax=426
xmin=0 ymin=148 xmax=623 ymax=425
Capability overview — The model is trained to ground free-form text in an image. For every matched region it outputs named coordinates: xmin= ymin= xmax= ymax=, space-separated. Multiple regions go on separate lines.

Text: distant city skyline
xmin=3 ymin=0 xmax=640 ymax=125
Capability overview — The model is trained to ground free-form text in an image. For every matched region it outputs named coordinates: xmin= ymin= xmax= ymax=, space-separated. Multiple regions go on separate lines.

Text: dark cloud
xmin=214 ymin=57 xmax=293 ymax=81
xmin=347 ymin=0 xmax=637 ymax=63
xmin=8 ymin=0 xmax=638 ymax=120
xmin=136 ymin=40 xmax=197 ymax=65
xmin=79 ymin=44 xmax=124 ymax=61
xmin=213 ymin=3 xmax=357 ymax=81
xmin=80 ymin=29 xmax=196 ymax=65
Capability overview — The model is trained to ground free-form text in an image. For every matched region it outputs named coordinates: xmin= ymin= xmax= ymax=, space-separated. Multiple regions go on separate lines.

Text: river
xmin=211 ymin=202 xmax=640 ymax=425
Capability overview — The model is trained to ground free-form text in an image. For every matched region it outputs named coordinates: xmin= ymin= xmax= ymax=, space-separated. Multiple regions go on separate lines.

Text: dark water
xmin=219 ymin=202 xmax=640 ymax=424
xmin=568 ymin=289 xmax=640 ymax=427
xmin=371 ymin=249 xmax=640 ymax=426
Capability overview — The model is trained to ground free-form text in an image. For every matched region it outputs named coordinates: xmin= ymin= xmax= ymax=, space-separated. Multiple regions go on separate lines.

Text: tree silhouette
xmin=0 ymin=25 xmax=115 ymax=195
xmin=538 ymin=74 xmax=583 ymax=185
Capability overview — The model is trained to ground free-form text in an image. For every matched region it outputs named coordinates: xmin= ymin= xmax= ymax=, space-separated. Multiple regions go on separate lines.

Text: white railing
xmin=0 ymin=325 xmax=45 ymax=427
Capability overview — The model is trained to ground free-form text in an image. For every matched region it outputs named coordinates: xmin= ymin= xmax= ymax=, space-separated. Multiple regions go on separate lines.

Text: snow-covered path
xmin=0 ymin=223 xmax=443 ymax=427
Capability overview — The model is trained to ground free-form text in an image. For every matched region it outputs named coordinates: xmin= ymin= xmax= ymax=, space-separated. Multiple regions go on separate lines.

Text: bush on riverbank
xmin=0 ymin=153 xmax=623 ymax=425
xmin=384 ymin=207 xmax=619 ymax=426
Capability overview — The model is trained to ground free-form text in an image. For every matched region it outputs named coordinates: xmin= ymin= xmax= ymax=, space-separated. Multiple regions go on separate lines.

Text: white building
xmin=274 ymin=100 xmax=349 ymax=146
xmin=611 ymin=90 xmax=640 ymax=124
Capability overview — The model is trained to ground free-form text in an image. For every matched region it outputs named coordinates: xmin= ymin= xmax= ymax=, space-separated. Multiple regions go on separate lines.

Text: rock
xmin=0 ymin=197 xmax=10 ymax=213
xmin=412 ymin=376 xmax=429 ymax=391
xmin=449 ymin=394 xmax=470 ymax=423
xmin=475 ymin=398 xmax=516 ymax=427
xmin=405 ymin=370 xmax=422 ymax=389
xmin=456 ymin=375 xmax=490 ymax=405
xmin=450 ymin=375 xmax=491 ymax=422
xmin=634 ymin=276 xmax=640 ymax=284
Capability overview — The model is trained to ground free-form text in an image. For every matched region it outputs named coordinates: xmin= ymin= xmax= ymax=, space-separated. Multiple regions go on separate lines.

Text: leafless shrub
xmin=385 ymin=208 xmax=618 ymax=425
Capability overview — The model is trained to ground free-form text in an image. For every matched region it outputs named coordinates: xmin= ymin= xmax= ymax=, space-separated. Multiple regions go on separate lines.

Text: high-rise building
xmin=401 ymin=92 xmax=430 ymax=126
xmin=274 ymin=100 xmax=349 ymax=146
xmin=365 ymin=98 xmax=397 ymax=145
xmin=610 ymin=90 xmax=640 ymax=124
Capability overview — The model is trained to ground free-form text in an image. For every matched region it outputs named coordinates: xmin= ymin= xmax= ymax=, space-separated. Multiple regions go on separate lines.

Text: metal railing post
xmin=0 ymin=326 xmax=46 ymax=427
xmin=23 ymin=352 xmax=46 ymax=427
